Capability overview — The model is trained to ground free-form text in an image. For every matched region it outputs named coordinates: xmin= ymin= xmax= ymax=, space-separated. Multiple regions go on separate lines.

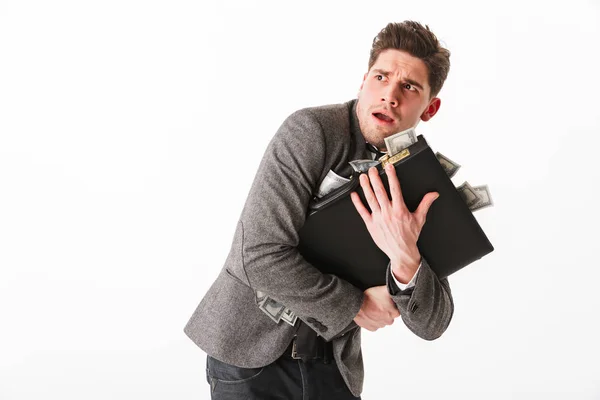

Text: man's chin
xmin=361 ymin=124 xmax=398 ymax=149
xmin=363 ymin=134 xmax=386 ymax=150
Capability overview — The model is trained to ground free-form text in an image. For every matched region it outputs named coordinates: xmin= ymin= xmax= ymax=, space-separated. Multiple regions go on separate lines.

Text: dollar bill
xmin=259 ymin=296 xmax=286 ymax=323
xmin=456 ymin=181 xmax=481 ymax=208
xmin=470 ymin=185 xmax=494 ymax=212
xmin=384 ymin=127 xmax=417 ymax=156
xmin=435 ymin=152 xmax=461 ymax=178
xmin=280 ymin=308 xmax=298 ymax=326
xmin=257 ymin=293 xmax=298 ymax=326
xmin=349 ymin=159 xmax=380 ymax=173
xmin=316 ymin=169 xmax=350 ymax=198
xmin=255 ymin=290 xmax=267 ymax=304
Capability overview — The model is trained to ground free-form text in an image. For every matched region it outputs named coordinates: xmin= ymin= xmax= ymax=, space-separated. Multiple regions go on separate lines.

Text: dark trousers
xmin=205 ymin=346 xmax=361 ymax=400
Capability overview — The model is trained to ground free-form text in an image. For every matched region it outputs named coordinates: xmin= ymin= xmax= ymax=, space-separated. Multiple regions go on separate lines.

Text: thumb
xmin=415 ymin=192 xmax=439 ymax=227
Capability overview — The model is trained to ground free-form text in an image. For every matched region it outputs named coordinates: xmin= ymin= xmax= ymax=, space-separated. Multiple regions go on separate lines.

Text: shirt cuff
xmin=391 ymin=259 xmax=421 ymax=291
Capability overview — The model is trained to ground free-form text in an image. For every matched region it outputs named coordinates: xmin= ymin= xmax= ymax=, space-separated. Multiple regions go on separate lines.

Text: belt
xmin=285 ymin=335 xmax=334 ymax=363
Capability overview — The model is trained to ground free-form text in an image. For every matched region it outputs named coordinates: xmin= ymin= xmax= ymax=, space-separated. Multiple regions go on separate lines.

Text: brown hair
xmin=368 ymin=21 xmax=450 ymax=98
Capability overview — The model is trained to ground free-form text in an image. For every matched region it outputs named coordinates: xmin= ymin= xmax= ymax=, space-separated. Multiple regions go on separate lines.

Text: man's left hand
xmin=350 ymin=164 xmax=439 ymax=284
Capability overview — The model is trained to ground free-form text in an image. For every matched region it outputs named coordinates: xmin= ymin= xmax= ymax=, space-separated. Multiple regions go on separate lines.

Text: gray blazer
xmin=183 ymin=99 xmax=454 ymax=397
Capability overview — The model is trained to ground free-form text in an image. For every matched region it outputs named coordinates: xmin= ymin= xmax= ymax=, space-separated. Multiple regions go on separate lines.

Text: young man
xmin=184 ymin=20 xmax=454 ymax=399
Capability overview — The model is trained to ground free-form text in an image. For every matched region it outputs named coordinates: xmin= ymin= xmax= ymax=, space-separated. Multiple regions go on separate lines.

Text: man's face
xmin=356 ymin=49 xmax=441 ymax=150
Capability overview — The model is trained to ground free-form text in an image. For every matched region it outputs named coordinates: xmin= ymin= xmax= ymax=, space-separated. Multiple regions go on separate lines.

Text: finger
xmin=356 ymin=320 xmax=371 ymax=331
xmin=415 ymin=192 xmax=440 ymax=228
xmin=384 ymin=163 xmax=408 ymax=213
xmin=367 ymin=167 xmax=391 ymax=210
xmin=350 ymin=192 xmax=372 ymax=224
xmin=361 ymin=319 xmax=378 ymax=332
xmin=359 ymin=172 xmax=381 ymax=213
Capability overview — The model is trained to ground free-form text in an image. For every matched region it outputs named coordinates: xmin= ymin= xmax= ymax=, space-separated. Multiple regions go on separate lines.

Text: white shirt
xmin=392 ymin=260 xmax=420 ymax=290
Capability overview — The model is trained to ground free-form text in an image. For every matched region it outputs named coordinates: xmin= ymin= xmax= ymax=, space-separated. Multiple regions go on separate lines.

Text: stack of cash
xmin=434 ymin=151 xmax=493 ymax=212
xmin=454 ymin=180 xmax=493 ymax=212
xmin=256 ymin=290 xmax=298 ymax=326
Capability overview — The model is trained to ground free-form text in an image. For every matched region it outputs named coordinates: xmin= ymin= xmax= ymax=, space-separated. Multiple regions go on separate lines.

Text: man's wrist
xmin=390 ymin=257 xmax=421 ymax=284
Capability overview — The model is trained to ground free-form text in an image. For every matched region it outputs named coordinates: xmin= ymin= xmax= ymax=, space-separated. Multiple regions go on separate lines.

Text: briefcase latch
xmin=380 ymin=148 xmax=410 ymax=168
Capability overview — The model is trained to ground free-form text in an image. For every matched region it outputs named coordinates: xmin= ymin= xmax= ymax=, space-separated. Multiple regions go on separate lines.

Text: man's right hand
xmin=353 ymin=285 xmax=400 ymax=331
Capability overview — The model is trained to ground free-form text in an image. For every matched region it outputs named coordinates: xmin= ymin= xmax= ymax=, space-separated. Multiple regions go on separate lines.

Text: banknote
xmin=256 ymin=291 xmax=298 ymax=326
xmin=280 ymin=308 xmax=298 ymax=326
xmin=470 ymin=185 xmax=494 ymax=212
xmin=435 ymin=152 xmax=461 ymax=178
xmin=316 ymin=169 xmax=350 ymax=198
xmin=349 ymin=159 xmax=380 ymax=173
xmin=259 ymin=297 xmax=286 ymax=323
xmin=456 ymin=181 xmax=481 ymax=208
xmin=384 ymin=127 xmax=417 ymax=156
xmin=255 ymin=290 xmax=268 ymax=305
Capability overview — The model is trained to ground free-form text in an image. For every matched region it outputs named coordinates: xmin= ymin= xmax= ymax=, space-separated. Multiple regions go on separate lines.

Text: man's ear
xmin=421 ymin=97 xmax=441 ymax=122
xmin=359 ymin=72 xmax=368 ymax=91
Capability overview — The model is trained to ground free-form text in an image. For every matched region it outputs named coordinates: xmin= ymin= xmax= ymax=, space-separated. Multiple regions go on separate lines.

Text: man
xmin=184 ymin=20 xmax=454 ymax=399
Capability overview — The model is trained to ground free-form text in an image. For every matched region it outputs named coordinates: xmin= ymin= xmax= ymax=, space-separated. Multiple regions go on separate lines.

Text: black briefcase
xmin=298 ymin=134 xmax=494 ymax=290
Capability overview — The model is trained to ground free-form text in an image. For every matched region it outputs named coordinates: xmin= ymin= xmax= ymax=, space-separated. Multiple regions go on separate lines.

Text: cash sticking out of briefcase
xmin=298 ymin=134 xmax=494 ymax=290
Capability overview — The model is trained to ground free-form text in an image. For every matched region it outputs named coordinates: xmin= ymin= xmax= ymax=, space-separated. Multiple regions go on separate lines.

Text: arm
xmin=238 ymin=109 xmax=364 ymax=341
xmin=387 ymin=257 xmax=454 ymax=340
xmin=391 ymin=259 xmax=420 ymax=290
xmin=351 ymin=164 xmax=454 ymax=338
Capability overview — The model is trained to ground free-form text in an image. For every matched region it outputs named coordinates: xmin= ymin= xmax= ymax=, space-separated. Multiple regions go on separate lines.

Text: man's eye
xmin=376 ymin=75 xmax=384 ymax=81
xmin=403 ymin=83 xmax=414 ymax=90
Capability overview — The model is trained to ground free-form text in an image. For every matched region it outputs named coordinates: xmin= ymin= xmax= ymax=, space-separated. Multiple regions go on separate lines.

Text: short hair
xmin=368 ymin=21 xmax=451 ymax=98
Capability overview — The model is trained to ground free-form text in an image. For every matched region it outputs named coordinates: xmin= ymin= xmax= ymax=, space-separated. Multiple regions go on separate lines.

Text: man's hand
xmin=353 ymin=285 xmax=400 ymax=331
xmin=350 ymin=164 xmax=439 ymax=284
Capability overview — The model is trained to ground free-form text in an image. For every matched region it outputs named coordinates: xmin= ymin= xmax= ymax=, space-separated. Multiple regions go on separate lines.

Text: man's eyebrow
xmin=371 ymin=68 xmax=389 ymax=77
xmin=371 ymin=68 xmax=425 ymax=91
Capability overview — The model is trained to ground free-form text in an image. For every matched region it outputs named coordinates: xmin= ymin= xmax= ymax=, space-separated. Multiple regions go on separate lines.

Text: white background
xmin=1 ymin=1 xmax=599 ymax=399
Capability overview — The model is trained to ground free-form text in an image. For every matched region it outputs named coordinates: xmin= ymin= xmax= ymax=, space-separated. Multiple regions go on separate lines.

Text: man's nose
xmin=380 ymin=85 xmax=400 ymax=107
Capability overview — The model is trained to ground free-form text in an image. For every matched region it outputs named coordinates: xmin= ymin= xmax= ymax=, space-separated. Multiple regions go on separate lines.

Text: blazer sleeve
xmin=238 ymin=108 xmax=364 ymax=341
xmin=386 ymin=256 xmax=454 ymax=340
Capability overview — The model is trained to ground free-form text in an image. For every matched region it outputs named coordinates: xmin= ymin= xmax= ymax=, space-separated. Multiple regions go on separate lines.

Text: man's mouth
xmin=373 ymin=113 xmax=394 ymax=123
